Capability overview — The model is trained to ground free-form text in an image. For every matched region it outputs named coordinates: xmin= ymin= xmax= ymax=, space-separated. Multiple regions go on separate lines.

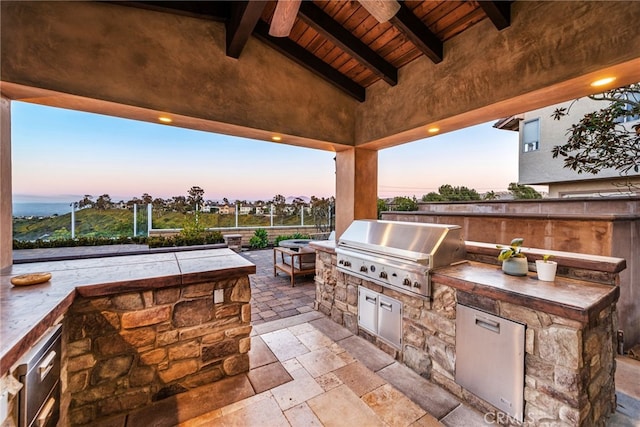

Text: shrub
xmin=249 ymin=228 xmax=269 ymax=249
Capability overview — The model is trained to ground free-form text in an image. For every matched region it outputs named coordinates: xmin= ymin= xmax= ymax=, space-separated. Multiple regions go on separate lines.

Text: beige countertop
xmin=0 ymin=249 xmax=255 ymax=374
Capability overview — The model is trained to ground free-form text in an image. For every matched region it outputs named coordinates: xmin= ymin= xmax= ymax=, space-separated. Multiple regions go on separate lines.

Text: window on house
xmin=522 ymin=119 xmax=539 ymax=152
xmin=613 ymin=91 xmax=640 ymax=124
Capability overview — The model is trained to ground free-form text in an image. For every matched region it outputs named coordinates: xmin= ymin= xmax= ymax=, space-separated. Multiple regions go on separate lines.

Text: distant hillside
xmin=13 ymin=208 xmax=305 ymax=241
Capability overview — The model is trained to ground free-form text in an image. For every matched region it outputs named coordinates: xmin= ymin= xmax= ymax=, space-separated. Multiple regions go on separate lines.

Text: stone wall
xmin=314 ymin=249 xmax=618 ymax=425
xmin=63 ymin=276 xmax=251 ymax=425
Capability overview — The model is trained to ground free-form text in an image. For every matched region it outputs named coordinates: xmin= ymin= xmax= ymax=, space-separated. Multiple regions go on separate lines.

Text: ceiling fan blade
xmin=358 ymin=0 xmax=400 ymax=23
xmin=269 ymin=0 xmax=302 ymax=37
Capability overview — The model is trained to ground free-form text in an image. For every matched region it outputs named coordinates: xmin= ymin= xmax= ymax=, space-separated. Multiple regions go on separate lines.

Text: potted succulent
xmin=535 ymin=254 xmax=557 ymax=281
xmin=497 ymin=237 xmax=528 ymax=276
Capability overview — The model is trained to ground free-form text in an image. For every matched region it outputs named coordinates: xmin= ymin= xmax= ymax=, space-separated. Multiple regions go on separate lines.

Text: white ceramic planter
xmin=536 ymin=260 xmax=557 ymax=281
xmin=502 ymin=257 xmax=528 ymax=276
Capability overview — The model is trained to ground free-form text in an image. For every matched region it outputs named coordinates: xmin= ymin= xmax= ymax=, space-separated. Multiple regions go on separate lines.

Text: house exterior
xmin=496 ymin=94 xmax=640 ymax=198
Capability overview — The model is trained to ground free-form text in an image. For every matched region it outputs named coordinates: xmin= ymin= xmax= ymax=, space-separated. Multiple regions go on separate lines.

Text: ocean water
xmin=13 ymin=202 xmax=74 ymax=217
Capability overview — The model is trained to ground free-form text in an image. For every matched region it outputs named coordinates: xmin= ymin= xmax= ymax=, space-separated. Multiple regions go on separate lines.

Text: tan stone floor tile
xmin=297 ymin=328 xmax=336 ymax=351
xmin=248 ymin=336 xmax=277 ymax=368
xmin=316 ymin=371 xmax=343 ymax=391
xmin=297 ymin=347 xmax=348 ymax=378
xmin=363 ymin=383 xmax=427 ymax=427
xmin=218 ymin=394 xmax=290 ymax=427
xmin=282 ymin=358 xmax=303 ymax=375
xmin=334 ymin=361 xmax=387 ymax=397
xmin=261 ymin=328 xmax=310 ymax=361
xmin=247 ymin=362 xmax=293 ymax=394
xmin=288 ymin=322 xmax=316 ymax=336
xmin=410 ymin=413 xmax=445 ymax=427
xmin=307 ymin=384 xmax=385 ymax=427
xmin=218 ymin=390 xmax=273 ymax=416
xmin=284 ymin=402 xmax=324 ymax=427
xmin=271 ymin=368 xmax=324 ymax=411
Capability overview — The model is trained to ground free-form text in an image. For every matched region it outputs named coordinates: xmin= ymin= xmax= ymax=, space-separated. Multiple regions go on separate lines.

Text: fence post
xmin=270 ymin=204 xmax=274 ymax=227
xmin=301 ymin=205 xmax=304 ymax=226
xmin=70 ymin=202 xmax=76 ymax=239
xmin=235 ymin=203 xmax=239 ymax=228
xmin=147 ymin=204 xmax=152 ymax=237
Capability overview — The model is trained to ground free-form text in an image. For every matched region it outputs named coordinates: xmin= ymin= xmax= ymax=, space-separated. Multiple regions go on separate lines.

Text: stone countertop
xmin=435 ymin=261 xmax=619 ymax=325
xmin=0 ymin=249 xmax=255 ymax=374
xmin=310 ymin=239 xmax=620 ymax=325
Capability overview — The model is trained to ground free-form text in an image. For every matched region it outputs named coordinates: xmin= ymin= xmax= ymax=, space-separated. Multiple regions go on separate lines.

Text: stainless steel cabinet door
xmin=378 ymin=295 xmax=402 ymax=349
xmin=358 ymin=287 xmax=378 ymax=334
xmin=455 ymin=304 xmax=525 ymax=422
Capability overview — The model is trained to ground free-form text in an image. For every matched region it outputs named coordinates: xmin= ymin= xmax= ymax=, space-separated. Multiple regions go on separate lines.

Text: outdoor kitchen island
xmin=311 ymin=237 xmax=624 ymax=426
xmin=0 ymin=248 xmax=255 ymax=426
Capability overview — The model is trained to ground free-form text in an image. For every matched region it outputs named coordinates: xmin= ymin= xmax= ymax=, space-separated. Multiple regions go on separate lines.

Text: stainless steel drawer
xmin=16 ymin=325 xmax=62 ymax=427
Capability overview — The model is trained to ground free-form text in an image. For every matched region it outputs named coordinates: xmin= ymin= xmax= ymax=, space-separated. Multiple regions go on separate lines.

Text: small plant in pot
xmin=535 ymin=254 xmax=558 ymax=281
xmin=497 ymin=238 xmax=528 ymax=276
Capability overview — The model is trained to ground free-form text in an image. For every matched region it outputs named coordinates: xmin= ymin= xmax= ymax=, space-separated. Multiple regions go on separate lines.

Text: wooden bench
xmin=273 ymin=246 xmax=316 ymax=287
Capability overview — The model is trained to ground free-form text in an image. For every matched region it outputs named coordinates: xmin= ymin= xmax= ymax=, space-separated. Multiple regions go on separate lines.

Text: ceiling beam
xmin=478 ymin=1 xmax=511 ymax=31
xmin=298 ymin=2 xmax=398 ymax=86
xmin=253 ymin=21 xmax=366 ymax=102
xmin=389 ymin=2 xmax=443 ymax=64
xmin=226 ymin=1 xmax=267 ymax=58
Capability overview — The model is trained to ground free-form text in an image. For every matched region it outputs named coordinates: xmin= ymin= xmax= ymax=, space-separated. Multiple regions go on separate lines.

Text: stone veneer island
xmin=311 ymin=240 xmax=624 ymax=426
xmin=0 ymin=249 xmax=254 ymax=426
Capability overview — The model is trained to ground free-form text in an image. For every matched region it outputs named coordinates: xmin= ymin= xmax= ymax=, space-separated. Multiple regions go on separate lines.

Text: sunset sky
xmin=12 ymin=101 xmax=520 ymax=203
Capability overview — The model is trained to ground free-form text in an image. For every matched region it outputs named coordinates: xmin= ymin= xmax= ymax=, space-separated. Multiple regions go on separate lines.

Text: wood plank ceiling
xmin=121 ymin=1 xmax=512 ymax=102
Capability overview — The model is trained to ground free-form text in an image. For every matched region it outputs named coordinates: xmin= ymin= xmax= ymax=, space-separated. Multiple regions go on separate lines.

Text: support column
xmin=335 ymin=147 xmax=378 ymax=238
xmin=0 ymin=96 xmax=12 ymax=269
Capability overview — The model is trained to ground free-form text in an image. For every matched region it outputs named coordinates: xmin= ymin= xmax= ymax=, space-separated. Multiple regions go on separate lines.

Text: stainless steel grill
xmin=336 ymin=220 xmax=466 ymax=299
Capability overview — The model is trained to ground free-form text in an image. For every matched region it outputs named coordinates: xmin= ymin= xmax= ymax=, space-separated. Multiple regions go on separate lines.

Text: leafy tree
xmin=272 ymin=194 xmax=287 ymax=219
xmin=78 ymin=194 xmax=93 ymax=208
xmin=187 ymin=186 xmax=205 ymax=212
xmin=310 ymin=196 xmax=333 ymax=231
xmin=508 ymin=182 xmax=542 ymax=199
xmin=95 ymin=194 xmax=112 ymax=210
xmin=392 ymin=196 xmax=418 ymax=211
xmin=171 ymin=196 xmax=188 ymax=213
xmin=377 ymin=198 xmax=388 ymax=219
xmin=551 ymin=83 xmax=640 ymax=175
xmin=141 ymin=193 xmax=153 ymax=205
xmin=483 ymin=191 xmax=499 ymax=200
xmin=422 ymin=192 xmax=444 ymax=202
xmin=421 ymin=185 xmax=481 ymax=202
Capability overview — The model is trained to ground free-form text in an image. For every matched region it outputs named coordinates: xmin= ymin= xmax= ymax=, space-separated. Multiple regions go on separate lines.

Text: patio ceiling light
xmin=158 ymin=116 xmax=173 ymax=123
xmin=590 ymin=77 xmax=616 ymax=87
xmin=427 ymin=127 xmax=440 ymax=134
xmin=271 ymin=135 xmax=282 ymax=142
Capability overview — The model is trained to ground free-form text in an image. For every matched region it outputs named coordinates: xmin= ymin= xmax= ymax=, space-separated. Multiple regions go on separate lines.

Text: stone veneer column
xmin=335 ymin=147 xmax=378 ymax=238
xmin=0 ymin=95 xmax=12 ymax=269
xmin=64 ymin=276 xmax=252 ymax=425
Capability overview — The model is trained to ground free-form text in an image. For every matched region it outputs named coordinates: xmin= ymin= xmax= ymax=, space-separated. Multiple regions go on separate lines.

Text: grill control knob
xmin=413 ymin=281 xmax=421 ymax=289
xmin=370 ymin=265 xmax=376 ymax=273
xmin=379 ymin=271 xmax=388 ymax=279
xmin=403 ymin=278 xmax=412 ymax=287
xmin=338 ymin=260 xmax=344 ymax=265
xmin=344 ymin=261 xmax=351 ymax=267
xmin=360 ymin=266 xmax=368 ymax=272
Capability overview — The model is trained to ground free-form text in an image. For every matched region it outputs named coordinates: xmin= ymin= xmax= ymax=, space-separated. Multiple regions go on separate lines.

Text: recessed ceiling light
xmin=427 ymin=127 xmax=440 ymax=134
xmin=590 ymin=77 xmax=616 ymax=87
xmin=158 ymin=116 xmax=172 ymax=123
xmin=272 ymin=135 xmax=282 ymax=142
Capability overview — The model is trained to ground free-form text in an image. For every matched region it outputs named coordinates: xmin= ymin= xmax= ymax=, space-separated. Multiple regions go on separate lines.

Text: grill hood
xmin=337 ymin=220 xmax=466 ymax=269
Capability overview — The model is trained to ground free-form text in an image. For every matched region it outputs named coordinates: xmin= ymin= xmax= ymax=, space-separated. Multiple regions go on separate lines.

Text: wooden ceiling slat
xmin=298 ymin=2 xmax=398 ymax=85
xmin=439 ymin=8 xmax=487 ymax=41
xmin=430 ymin=2 xmax=478 ymax=36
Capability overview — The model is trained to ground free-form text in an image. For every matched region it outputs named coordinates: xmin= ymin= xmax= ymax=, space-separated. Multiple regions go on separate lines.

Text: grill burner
xmin=336 ymin=220 xmax=466 ymax=300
